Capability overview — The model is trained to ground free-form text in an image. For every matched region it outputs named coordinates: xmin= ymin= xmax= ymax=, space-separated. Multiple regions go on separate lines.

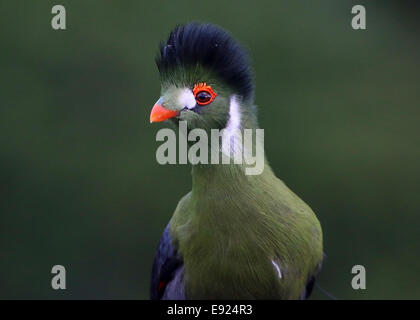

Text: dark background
xmin=1 ymin=0 xmax=419 ymax=299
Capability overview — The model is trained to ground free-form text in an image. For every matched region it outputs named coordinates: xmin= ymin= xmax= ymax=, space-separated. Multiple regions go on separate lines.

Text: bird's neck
xmin=191 ymin=163 xmax=245 ymax=194
xmin=190 ymin=121 xmax=272 ymax=200
xmin=191 ymin=98 xmax=271 ymax=192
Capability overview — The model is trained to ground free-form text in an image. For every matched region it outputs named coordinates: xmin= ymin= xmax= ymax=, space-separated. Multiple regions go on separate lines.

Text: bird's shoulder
xmin=170 ymin=191 xmax=194 ymax=231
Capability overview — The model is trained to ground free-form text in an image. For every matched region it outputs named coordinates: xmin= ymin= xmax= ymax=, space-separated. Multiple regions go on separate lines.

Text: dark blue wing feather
xmin=150 ymin=224 xmax=185 ymax=300
xmin=300 ymin=253 xmax=324 ymax=299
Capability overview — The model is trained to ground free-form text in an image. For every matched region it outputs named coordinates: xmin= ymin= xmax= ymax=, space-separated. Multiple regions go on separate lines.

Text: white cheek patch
xmin=178 ymin=88 xmax=196 ymax=110
xmin=221 ymin=95 xmax=243 ymax=160
xmin=226 ymin=95 xmax=241 ymax=134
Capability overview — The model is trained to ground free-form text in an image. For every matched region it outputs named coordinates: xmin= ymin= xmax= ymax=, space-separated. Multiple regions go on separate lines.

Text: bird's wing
xmin=300 ymin=273 xmax=317 ymax=299
xmin=150 ymin=224 xmax=185 ymax=300
xmin=300 ymin=254 xmax=324 ymax=299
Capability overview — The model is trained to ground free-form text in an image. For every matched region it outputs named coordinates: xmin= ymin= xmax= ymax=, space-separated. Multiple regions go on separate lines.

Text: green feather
xmin=162 ymin=85 xmax=323 ymax=299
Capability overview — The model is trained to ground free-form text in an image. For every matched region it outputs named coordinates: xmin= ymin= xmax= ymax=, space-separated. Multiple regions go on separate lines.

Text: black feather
xmin=156 ymin=22 xmax=254 ymax=100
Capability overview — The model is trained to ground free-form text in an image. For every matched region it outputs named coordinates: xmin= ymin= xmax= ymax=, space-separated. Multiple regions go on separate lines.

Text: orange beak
xmin=150 ymin=103 xmax=179 ymax=123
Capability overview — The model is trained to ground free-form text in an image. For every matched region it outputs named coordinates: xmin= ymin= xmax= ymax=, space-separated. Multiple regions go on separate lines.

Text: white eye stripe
xmin=178 ymin=88 xmax=196 ymax=110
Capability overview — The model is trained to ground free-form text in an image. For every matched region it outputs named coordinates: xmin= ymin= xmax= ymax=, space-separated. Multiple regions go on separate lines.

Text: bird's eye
xmin=196 ymin=91 xmax=211 ymax=104
xmin=193 ymin=83 xmax=217 ymax=106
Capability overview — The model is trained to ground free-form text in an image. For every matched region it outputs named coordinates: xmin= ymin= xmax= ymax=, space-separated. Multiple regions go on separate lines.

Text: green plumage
xmin=153 ymin=23 xmax=323 ymax=299
xmin=169 ymin=114 xmax=323 ymax=299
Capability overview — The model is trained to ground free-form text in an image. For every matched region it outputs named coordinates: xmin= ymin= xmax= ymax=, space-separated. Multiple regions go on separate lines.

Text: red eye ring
xmin=193 ymin=83 xmax=217 ymax=105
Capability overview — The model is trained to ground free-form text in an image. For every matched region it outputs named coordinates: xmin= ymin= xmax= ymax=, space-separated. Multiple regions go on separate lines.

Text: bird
xmin=149 ymin=22 xmax=323 ymax=300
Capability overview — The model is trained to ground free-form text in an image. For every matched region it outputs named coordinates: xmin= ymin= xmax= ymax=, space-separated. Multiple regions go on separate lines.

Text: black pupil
xmin=196 ymin=91 xmax=211 ymax=103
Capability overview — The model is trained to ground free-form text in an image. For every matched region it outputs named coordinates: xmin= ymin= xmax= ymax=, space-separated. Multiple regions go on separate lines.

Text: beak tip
xmin=149 ymin=104 xmax=178 ymax=123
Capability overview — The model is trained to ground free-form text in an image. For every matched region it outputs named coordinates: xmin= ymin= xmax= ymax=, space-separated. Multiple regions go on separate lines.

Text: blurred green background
xmin=0 ymin=0 xmax=419 ymax=299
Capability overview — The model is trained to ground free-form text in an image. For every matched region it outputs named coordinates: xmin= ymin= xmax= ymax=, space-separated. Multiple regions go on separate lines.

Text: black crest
xmin=156 ymin=23 xmax=254 ymax=100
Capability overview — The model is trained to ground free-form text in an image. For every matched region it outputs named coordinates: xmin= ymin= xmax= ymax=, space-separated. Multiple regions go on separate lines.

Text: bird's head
xmin=150 ymin=23 xmax=255 ymax=132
